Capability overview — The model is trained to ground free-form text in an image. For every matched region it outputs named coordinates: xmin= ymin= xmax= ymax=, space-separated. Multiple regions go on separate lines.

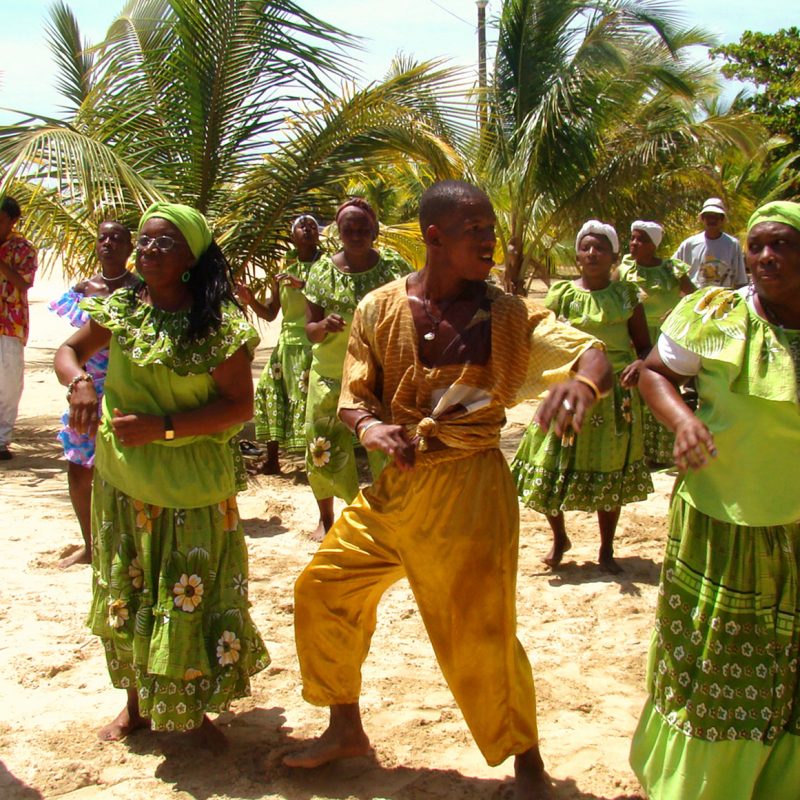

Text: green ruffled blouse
xmin=82 ymin=288 xmax=260 ymax=509
xmin=303 ymin=247 xmax=413 ymax=379
xmin=279 ymin=248 xmax=317 ymax=346
xmin=618 ymin=255 xmax=690 ymax=341
xmin=545 ymin=279 xmax=639 ymax=373
xmin=663 ymin=287 xmax=800 ymax=526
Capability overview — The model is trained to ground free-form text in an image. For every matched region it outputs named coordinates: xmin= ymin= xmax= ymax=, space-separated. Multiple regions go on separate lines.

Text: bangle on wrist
xmin=574 ymin=373 xmax=609 ymax=401
xmin=66 ymin=373 xmax=94 ymax=400
xmin=352 ymin=412 xmax=375 ymax=437
xmin=357 ymin=419 xmax=382 ymax=443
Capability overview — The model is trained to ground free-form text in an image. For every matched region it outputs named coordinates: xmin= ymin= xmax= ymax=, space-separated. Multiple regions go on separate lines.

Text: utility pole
xmin=476 ymin=0 xmax=488 ymax=132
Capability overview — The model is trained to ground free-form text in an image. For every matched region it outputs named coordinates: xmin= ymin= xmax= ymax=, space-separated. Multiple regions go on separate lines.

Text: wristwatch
xmin=164 ymin=415 xmax=175 ymax=441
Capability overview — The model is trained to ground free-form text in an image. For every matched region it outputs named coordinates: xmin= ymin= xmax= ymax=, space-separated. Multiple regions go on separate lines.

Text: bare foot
xmin=308 ymin=520 xmax=328 ymax=543
xmin=599 ymin=553 xmax=623 ymax=574
xmin=543 ymin=537 xmax=571 ymax=568
xmin=58 ymin=545 xmax=91 ymax=568
xmin=188 ymin=715 xmax=229 ymax=754
xmin=283 ymin=727 xmax=372 ymax=768
xmin=97 ymin=705 xmax=150 ymax=741
xmin=515 ymin=747 xmax=552 ymax=799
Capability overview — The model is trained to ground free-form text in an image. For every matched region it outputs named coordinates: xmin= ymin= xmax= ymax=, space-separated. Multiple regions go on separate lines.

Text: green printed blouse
xmin=82 ymin=289 xmax=260 ymax=509
xmin=303 ymin=248 xmax=413 ymax=379
xmin=662 ymin=287 xmax=800 ymax=526
xmin=545 ymin=279 xmax=639 ymax=373
xmin=278 ymin=248 xmax=317 ymax=346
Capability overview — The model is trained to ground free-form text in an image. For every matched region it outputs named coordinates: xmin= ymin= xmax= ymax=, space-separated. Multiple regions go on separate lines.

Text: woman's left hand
xmin=620 ymin=359 xmax=644 ymax=388
xmin=111 ymin=408 xmax=165 ymax=447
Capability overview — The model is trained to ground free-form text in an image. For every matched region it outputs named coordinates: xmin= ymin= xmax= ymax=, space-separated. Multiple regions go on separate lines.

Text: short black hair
xmin=419 ymin=180 xmax=491 ymax=235
xmin=1 ymin=197 xmax=22 ymax=220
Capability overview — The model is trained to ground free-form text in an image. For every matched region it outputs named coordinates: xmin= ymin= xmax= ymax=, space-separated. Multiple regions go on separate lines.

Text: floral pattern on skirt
xmin=88 ymin=477 xmax=269 ymax=731
xmin=254 ymin=340 xmax=311 ymax=451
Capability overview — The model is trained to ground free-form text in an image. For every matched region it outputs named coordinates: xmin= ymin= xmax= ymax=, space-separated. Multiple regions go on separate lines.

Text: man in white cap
xmin=672 ymin=197 xmax=747 ymax=288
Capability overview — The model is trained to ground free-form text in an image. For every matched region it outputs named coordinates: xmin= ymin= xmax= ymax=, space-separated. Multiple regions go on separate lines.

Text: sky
xmin=0 ymin=0 xmax=796 ymax=125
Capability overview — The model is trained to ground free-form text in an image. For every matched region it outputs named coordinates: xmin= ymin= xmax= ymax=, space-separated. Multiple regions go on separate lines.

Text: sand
xmin=0 ymin=270 xmax=673 ymax=799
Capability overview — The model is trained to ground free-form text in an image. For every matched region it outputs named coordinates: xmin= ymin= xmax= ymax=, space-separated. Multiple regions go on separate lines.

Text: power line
xmin=427 ymin=0 xmax=475 ymax=28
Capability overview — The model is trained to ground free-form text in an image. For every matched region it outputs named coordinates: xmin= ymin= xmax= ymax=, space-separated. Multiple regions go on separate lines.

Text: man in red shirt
xmin=0 ymin=197 xmax=38 ymax=459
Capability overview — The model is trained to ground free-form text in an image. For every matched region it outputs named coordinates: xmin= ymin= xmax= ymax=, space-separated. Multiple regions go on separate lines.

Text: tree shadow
xmin=0 ymin=760 xmax=43 ymax=800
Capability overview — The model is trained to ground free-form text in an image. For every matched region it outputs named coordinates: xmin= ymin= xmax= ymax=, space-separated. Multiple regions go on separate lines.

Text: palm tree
xmin=0 ymin=0 xmax=468 ymax=278
xmin=476 ymin=0 xmax=768 ymax=290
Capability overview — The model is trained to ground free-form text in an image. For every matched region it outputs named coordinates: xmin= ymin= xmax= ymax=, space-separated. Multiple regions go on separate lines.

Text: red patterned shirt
xmin=0 ymin=233 xmax=38 ymax=343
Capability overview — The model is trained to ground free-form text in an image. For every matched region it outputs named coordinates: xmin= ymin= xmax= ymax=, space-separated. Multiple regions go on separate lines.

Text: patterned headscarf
xmin=747 ymin=201 xmax=800 ymax=234
xmin=139 ymin=202 xmax=213 ymax=260
xmin=576 ymin=220 xmax=619 ymax=254
xmin=630 ymin=220 xmax=664 ymax=248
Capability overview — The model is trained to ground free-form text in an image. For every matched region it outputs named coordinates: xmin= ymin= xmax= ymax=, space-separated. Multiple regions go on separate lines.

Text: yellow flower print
xmin=309 ymin=436 xmax=331 ymax=467
xmin=133 ymin=500 xmax=163 ymax=533
xmin=173 ymin=573 xmax=204 ymax=612
xmin=107 ymin=598 xmax=129 ymax=629
xmin=218 ymin=497 xmax=239 ymax=532
xmin=183 ymin=667 xmax=203 ymax=680
xmin=128 ymin=557 xmax=144 ymax=589
xmin=216 ymin=630 xmax=241 ymax=666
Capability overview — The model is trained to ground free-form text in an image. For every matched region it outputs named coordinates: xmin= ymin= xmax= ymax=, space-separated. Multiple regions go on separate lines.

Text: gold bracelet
xmin=357 ymin=419 xmax=382 ymax=443
xmin=574 ymin=373 xmax=609 ymax=401
xmin=66 ymin=373 xmax=94 ymax=400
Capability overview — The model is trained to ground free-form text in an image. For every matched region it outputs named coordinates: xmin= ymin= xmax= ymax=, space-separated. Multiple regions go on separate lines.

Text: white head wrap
xmin=575 ymin=220 xmax=619 ymax=254
xmin=292 ymin=214 xmax=319 ymax=232
xmin=630 ymin=220 xmax=663 ymax=248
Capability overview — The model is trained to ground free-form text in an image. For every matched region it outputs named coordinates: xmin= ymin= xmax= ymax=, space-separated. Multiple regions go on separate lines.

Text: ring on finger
xmin=562 ymin=398 xmax=575 ymax=414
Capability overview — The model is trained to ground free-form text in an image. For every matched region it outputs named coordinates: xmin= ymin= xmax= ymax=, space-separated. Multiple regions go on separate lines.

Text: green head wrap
xmin=747 ymin=201 xmax=800 ymax=235
xmin=139 ymin=201 xmax=213 ymax=260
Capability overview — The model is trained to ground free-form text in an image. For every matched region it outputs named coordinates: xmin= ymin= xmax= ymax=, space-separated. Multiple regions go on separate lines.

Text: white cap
xmin=631 ymin=220 xmax=664 ymax=248
xmin=699 ymin=197 xmax=726 ymax=218
xmin=576 ymin=219 xmax=619 ymax=254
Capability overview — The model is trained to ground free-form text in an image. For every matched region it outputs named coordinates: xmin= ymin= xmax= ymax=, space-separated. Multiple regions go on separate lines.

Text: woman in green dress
xmin=617 ymin=221 xmax=695 ymax=465
xmin=237 ymin=214 xmax=321 ymax=474
xmin=55 ymin=202 xmax=269 ymax=749
xmin=630 ymin=202 xmax=800 ymax=799
xmin=511 ymin=220 xmax=653 ymax=573
xmin=303 ymin=198 xmax=412 ymax=540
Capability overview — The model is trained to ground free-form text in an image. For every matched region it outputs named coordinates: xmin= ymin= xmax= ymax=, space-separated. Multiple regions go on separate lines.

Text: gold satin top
xmin=338 ymin=277 xmax=602 ymax=452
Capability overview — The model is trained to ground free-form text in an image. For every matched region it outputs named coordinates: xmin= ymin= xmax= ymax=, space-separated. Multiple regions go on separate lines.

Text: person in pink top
xmin=0 ymin=196 xmax=38 ymax=460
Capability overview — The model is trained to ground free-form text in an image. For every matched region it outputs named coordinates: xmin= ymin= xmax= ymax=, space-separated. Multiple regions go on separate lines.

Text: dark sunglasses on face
xmin=136 ymin=234 xmax=178 ymax=253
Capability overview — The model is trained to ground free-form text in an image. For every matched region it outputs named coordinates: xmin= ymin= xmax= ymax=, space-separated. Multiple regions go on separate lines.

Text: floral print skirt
xmin=304 ymin=369 xmax=385 ymax=503
xmin=511 ymin=377 xmax=652 ymax=514
xmin=630 ymin=495 xmax=800 ymax=799
xmin=87 ymin=476 xmax=270 ymax=732
xmin=254 ymin=339 xmax=311 ymax=451
xmin=643 ymin=404 xmax=675 ymax=467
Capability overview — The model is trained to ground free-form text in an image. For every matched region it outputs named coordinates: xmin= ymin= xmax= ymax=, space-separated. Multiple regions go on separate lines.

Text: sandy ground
xmin=0 ymin=271 xmax=675 ymax=800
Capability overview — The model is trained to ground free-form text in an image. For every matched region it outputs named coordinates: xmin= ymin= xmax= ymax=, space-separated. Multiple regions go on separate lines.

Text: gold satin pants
xmin=293 ymin=447 xmax=539 ymax=766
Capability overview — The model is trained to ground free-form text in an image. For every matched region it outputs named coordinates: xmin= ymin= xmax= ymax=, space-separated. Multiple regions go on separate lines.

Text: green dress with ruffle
xmin=630 ymin=287 xmax=800 ymax=800
xmin=511 ymin=280 xmax=653 ymax=514
xmin=253 ymin=249 xmax=315 ymax=450
xmin=82 ymin=288 xmax=270 ymax=732
xmin=618 ymin=255 xmax=691 ymax=465
xmin=303 ymin=248 xmax=413 ymax=502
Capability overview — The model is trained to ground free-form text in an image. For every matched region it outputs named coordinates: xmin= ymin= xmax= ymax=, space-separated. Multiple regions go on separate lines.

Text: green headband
xmin=747 ymin=201 xmax=800 ymax=235
xmin=139 ymin=201 xmax=213 ymax=260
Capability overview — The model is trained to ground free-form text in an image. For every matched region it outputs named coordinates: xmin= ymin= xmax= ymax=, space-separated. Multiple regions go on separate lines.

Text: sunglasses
xmin=136 ymin=234 xmax=178 ymax=253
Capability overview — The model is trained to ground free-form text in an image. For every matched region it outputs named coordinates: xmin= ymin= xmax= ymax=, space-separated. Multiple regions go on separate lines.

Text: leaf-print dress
xmin=82 ymin=289 xmax=269 ymax=732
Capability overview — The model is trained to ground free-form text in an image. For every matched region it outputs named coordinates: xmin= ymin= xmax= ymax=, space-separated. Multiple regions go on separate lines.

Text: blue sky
xmin=0 ymin=0 xmax=795 ymax=124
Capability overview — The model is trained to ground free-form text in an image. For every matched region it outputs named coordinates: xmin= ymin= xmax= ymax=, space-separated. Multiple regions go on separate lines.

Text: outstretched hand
xmin=534 ymin=379 xmax=596 ymax=437
xmin=276 ymin=272 xmax=305 ymax=289
xmin=620 ymin=359 xmax=644 ymax=388
xmin=673 ymin=416 xmax=716 ymax=471
xmin=360 ymin=423 xmax=416 ymax=471
xmin=111 ymin=408 xmax=164 ymax=447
